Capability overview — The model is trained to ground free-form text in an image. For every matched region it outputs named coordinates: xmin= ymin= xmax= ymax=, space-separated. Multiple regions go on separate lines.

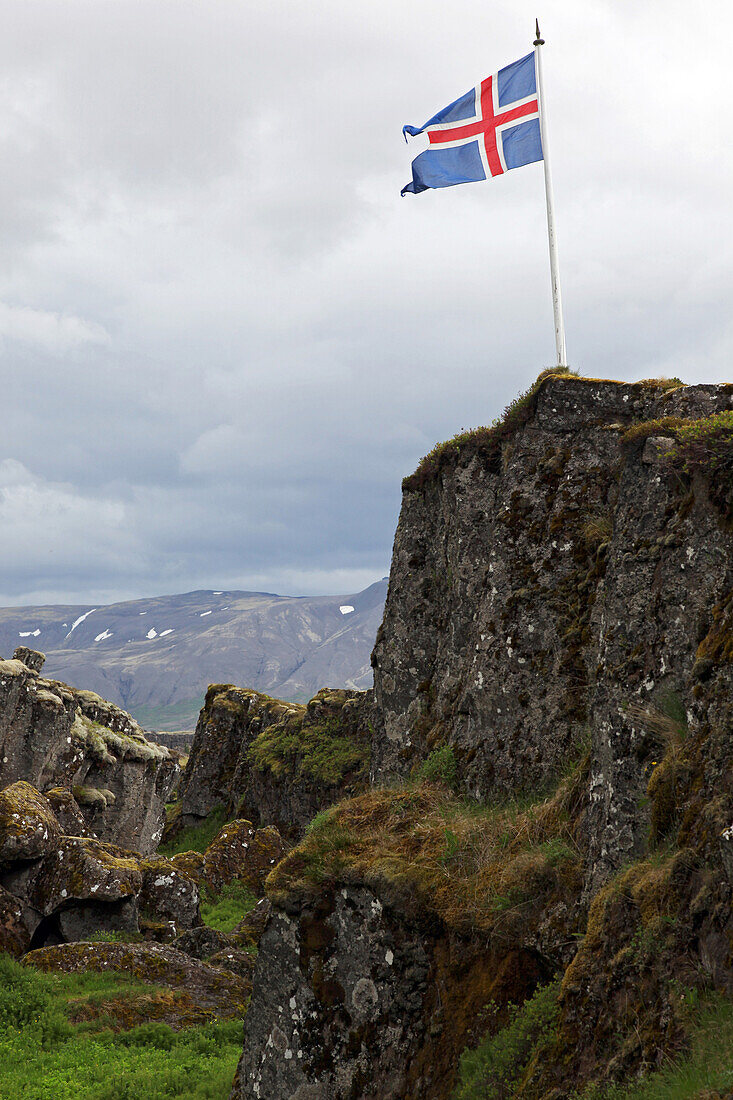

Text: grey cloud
xmin=0 ymin=0 xmax=731 ymax=606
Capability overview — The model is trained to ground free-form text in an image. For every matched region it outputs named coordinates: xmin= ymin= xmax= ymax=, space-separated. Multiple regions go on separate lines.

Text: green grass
xmin=201 ymin=881 xmax=258 ymax=933
xmin=579 ymin=996 xmax=733 ymax=1099
xmin=158 ymin=806 xmax=229 ymax=857
xmin=132 ymin=698 xmax=203 ymax=733
xmin=0 ymin=954 xmax=241 ymax=1099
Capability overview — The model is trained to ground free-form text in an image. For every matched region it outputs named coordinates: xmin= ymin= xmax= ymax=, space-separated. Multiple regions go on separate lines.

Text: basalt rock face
xmin=371 ymin=377 xmax=733 ymax=887
xmin=233 ymin=881 xmax=553 ymax=1100
xmin=235 ymin=376 xmax=733 ymax=1099
xmin=175 ymin=686 xmax=371 ymax=839
xmin=0 ymin=652 xmax=178 ymax=854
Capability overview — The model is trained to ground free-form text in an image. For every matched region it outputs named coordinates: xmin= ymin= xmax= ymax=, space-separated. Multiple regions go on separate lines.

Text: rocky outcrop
xmin=371 ymin=376 xmax=733 ymax=886
xmin=13 ymin=646 xmax=45 ymax=672
xmin=175 ymin=686 xmax=371 ymax=839
xmin=0 ymin=781 xmax=203 ymax=952
xmin=232 ymin=776 xmax=583 ymax=1100
xmin=0 ymin=650 xmax=178 ymax=853
xmin=233 ymin=375 xmax=733 ymax=1099
xmin=138 ymin=855 xmax=201 ymax=932
xmin=0 ymin=783 xmax=144 ymax=948
xmin=199 ymin=819 xmax=288 ymax=895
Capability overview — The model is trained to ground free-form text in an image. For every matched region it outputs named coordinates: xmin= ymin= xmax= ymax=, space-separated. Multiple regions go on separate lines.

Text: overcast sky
xmin=0 ymin=0 xmax=730 ymax=606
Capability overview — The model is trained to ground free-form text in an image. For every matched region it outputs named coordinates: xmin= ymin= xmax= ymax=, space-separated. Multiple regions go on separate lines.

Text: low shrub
xmin=419 ymin=744 xmax=458 ymax=789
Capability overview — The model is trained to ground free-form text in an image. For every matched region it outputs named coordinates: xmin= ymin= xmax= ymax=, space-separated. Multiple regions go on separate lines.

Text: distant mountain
xmin=0 ymin=581 xmax=388 ymax=731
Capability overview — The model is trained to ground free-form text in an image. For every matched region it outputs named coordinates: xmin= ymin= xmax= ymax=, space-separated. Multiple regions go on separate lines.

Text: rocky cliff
xmin=232 ymin=374 xmax=733 ymax=1099
xmin=0 ymin=648 xmax=177 ymax=854
xmin=173 ymin=685 xmax=372 ymax=840
xmin=371 ymin=375 xmax=732 ymax=889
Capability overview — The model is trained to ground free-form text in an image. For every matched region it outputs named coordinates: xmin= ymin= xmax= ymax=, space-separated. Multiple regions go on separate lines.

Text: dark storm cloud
xmin=0 ymin=0 xmax=731 ymax=604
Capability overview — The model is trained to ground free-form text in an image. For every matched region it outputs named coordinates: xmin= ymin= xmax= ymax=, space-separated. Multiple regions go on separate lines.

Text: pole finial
xmin=534 ymin=19 xmax=544 ymax=46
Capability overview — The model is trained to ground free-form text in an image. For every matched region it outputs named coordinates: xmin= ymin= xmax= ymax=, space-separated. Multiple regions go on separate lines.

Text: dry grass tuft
xmin=627 ymin=702 xmax=686 ymax=752
xmin=582 ymin=513 xmax=613 ymax=545
xmin=268 ymin=764 xmax=587 ymax=940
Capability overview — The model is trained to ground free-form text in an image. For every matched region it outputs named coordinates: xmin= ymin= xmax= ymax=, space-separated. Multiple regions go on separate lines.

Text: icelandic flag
xmin=401 ymin=52 xmax=542 ymax=196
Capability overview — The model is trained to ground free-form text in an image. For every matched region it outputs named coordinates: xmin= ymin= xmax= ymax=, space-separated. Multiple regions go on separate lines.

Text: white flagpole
xmin=533 ymin=20 xmax=567 ymax=367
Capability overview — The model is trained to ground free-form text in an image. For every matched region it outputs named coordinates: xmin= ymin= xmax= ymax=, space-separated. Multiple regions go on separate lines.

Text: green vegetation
xmin=669 ymin=408 xmax=733 ymax=473
xmin=578 ymin=996 xmax=733 ymax=1099
xmin=668 ymin=409 xmax=733 ymax=520
xmin=419 ymin=744 xmax=458 ymax=789
xmin=248 ymin=715 xmax=369 ymax=786
xmin=158 ymin=806 xmax=228 ymax=857
xmin=87 ymin=930 xmax=143 ymax=945
xmin=452 ymin=980 xmax=561 ymax=1100
xmin=621 ymin=416 xmax=687 ymax=451
xmin=201 ymin=881 xmax=257 ymax=933
xmin=0 ymin=954 xmax=241 ymax=1099
xmin=621 ymin=409 xmax=733 ymax=521
xmin=132 ymin=698 xmax=203 ymax=733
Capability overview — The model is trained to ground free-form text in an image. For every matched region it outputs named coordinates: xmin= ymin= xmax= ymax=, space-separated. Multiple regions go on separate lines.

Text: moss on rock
xmin=0 ymin=781 xmax=61 ymax=867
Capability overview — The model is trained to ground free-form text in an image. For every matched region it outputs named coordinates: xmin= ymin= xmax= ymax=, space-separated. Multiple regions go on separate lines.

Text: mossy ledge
xmin=267 ymin=765 xmax=587 ymax=936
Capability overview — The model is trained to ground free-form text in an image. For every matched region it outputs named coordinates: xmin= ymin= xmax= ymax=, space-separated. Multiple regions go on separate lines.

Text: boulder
xmin=169 ymin=849 xmax=205 ymax=881
xmin=202 ymin=819 xmax=287 ymax=896
xmin=0 ymin=781 xmax=61 ymax=868
xmin=175 ymin=925 xmax=232 ymax=961
xmin=208 ymin=945 xmax=256 ymax=981
xmin=139 ymin=856 xmax=200 ymax=932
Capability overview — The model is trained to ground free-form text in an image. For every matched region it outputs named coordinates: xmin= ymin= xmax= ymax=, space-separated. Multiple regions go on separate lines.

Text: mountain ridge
xmin=0 ymin=579 xmax=387 ymax=730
